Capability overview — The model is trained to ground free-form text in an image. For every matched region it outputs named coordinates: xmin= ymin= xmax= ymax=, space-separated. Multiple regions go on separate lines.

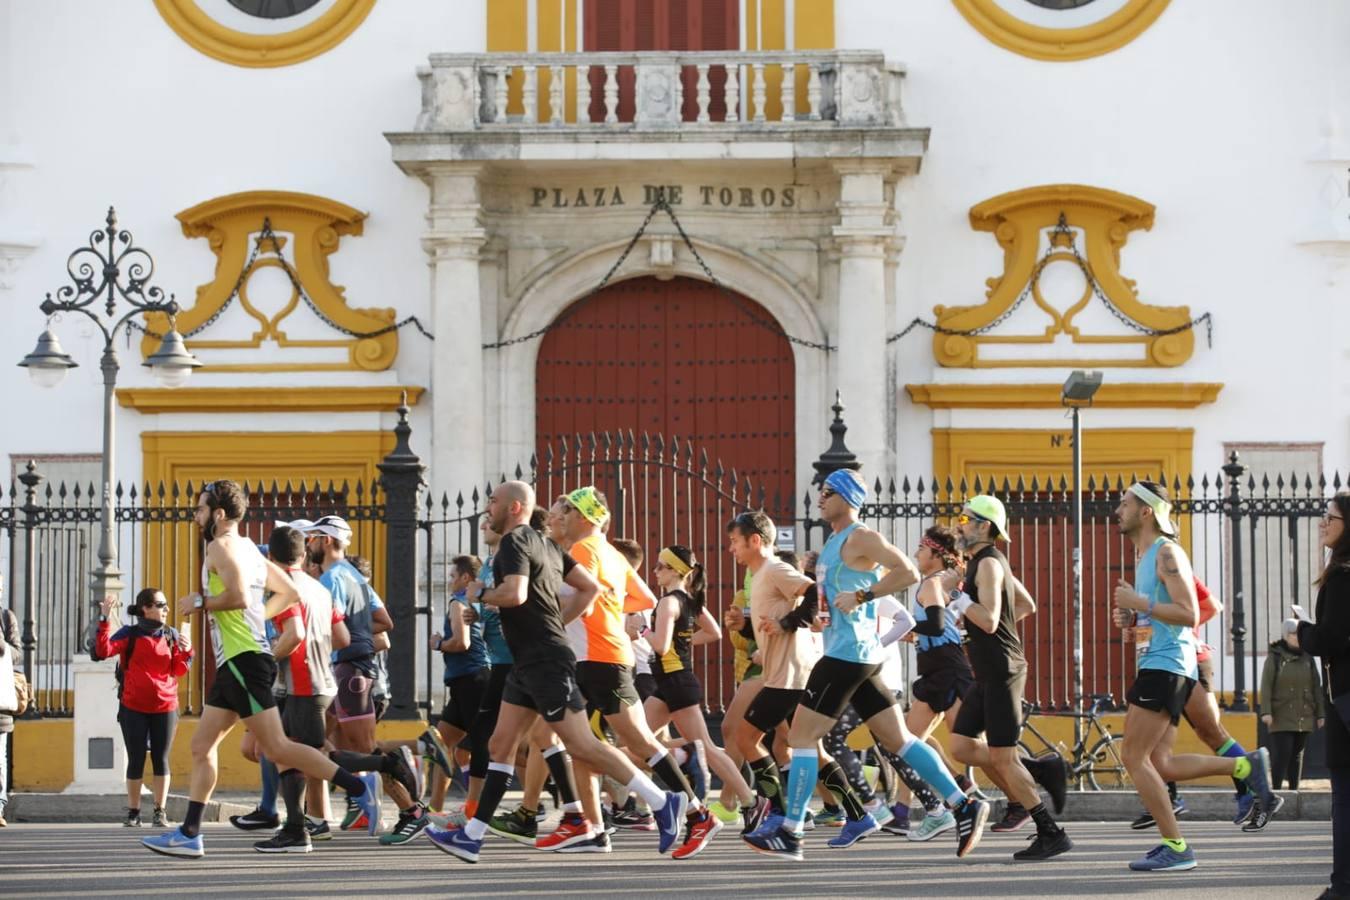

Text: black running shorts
xmin=652 ymin=669 xmax=703 ymax=713
xmin=911 ymin=645 xmax=975 ymax=714
xmin=951 ymin=664 xmax=1027 ymax=748
xmin=744 ymin=687 xmax=803 ymax=733
xmin=206 ymin=652 xmax=278 ymax=719
xmin=634 ymin=671 xmax=658 ymax=702
xmin=576 ymin=661 xmax=642 ymax=716
xmin=332 ymin=659 xmax=375 ymax=723
xmin=503 ymin=658 xmax=586 ymax=723
xmin=439 ymin=668 xmax=491 ymax=733
xmin=1127 ymin=667 xmax=1196 ymax=726
xmin=282 ymin=693 xmax=332 ymax=748
xmin=799 ymin=657 xmax=895 ymax=722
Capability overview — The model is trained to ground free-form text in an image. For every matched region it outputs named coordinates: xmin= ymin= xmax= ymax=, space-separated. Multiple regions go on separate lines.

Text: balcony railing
xmin=414 ymin=49 xmax=905 ymax=132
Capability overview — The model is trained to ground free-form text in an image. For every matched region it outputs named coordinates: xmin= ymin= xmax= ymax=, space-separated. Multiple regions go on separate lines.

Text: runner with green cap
xmin=944 ymin=494 xmax=1074 ymax=861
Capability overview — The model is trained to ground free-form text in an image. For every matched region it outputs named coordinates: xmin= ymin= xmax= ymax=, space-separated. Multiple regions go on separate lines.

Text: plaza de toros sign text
xmin=529 ymin=183 xmax=800 ymax=210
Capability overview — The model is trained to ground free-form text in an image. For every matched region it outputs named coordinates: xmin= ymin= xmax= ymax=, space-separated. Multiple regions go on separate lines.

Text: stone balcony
xmin=388 ymin=49 xmax=928 ymax=165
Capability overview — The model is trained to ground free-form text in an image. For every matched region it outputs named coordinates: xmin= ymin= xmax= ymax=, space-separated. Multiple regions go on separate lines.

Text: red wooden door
xmin=584 ymin=0 xmax=739 ymax=122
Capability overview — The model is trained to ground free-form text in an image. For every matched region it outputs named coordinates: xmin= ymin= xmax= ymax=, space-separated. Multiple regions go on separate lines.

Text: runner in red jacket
xmin=95 ymin=589 xmax=192 ymax=828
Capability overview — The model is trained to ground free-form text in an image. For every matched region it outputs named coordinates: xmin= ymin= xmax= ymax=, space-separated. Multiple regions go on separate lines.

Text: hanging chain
xmin=887 ymin=213 xmax=1213 ymax=347
xmin=484 ymin=195 xmax=835 ymax=352
xmin=130 ymin=219 xmax=435 ymax=341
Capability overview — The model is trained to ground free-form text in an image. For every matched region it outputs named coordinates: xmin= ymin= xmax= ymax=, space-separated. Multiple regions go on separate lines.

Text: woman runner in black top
xmin=645 ymin=545 xmax=761 ymax=831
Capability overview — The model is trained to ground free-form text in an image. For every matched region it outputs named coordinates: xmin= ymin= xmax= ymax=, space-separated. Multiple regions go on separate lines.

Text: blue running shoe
xmin=142 ymin=827 xmax=205 ymax=859
xmin=827 ymin=812 xmax=880 ymax=849
xmin=742 ymin=825 xmax=803 ymax=861
xmin=1233 ymin=792 xmax=1255 ymax=826
xmin=814 ymin=806 xmax=846 ymax=827
xmin=427 ymin=826 xmax=482 ymax=863
xmin=355 ymin=772 xmax=383 ymax=837
xmin=1129 ymin=843 xmax=1197 ymax=872
xmin=1242 ymin=749 xmax=1280 ymax=820
xmin=653 ymin=791 xmax=689 ymax=854
xmin=750 ymin=813 xmax=785 ymax=838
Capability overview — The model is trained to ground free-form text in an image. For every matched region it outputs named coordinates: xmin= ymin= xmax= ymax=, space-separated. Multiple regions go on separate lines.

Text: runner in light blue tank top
xmin=1134 ymin=536 xmax=1198 ymax=679
xmin=816 ymin=521 xmax=884 ymax=664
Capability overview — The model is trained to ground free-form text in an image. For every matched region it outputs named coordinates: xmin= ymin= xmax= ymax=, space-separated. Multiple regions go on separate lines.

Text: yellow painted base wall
xmin=13 ymin=717 xmax=428 ymax=792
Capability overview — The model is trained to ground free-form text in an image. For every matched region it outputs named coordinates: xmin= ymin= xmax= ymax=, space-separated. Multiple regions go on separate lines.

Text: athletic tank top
xmin=655 ymin=589 xmax=696 ymax=675
xmin=201 ymin=538 xmax=271 ymax=667
xmin=962 ymin=545 xmax=1025 ymax=678
xmin=478 ymin=554 xmax=513 ymax=665
xmin=1134 ymin=537 xmax=1199 ymax=679
xmin=913 ymin=573 xmax=963 ymax=652
xmin=815 ymin=521 xmax=884 ymax=665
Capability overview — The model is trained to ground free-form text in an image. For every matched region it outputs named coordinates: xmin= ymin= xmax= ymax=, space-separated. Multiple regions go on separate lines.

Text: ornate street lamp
xmin=17 ymin=207 xmax=201 ymax=619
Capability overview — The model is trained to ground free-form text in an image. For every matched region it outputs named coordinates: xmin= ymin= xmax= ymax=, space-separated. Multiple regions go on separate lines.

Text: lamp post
xmin=17 ymin=208 xmax=200 ymax=648
xmin=1061 ymin=369 xmax=1102 ymax=781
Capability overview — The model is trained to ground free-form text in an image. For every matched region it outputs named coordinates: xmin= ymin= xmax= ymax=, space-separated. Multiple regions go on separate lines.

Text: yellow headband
xmin=1128 ymin=483 xmax=1177 ymax=536
xmin=566 ymin=486 xmax=609 ymax=527
xmin=659 ymin=548 xmax=693 ymax=577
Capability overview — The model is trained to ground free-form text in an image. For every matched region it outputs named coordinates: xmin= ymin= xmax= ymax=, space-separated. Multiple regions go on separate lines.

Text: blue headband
xmin=824 ymin=469 xmax=867 ymax=509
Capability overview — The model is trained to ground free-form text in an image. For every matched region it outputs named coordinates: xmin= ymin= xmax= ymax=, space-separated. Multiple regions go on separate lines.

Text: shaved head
xmin=488 ymin=480 xmax=536 ymax=534
xmin=501 ymin=480 xmax=535 ymax=511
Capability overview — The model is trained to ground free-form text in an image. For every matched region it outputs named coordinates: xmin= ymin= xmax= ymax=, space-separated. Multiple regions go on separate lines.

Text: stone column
xmin=831 ymin=162 xmax=895 ymax=480
xmin=422 ymin=166 xmax=488 ymax=494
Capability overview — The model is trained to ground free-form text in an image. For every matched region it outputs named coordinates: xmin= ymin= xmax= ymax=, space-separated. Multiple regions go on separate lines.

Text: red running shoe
xmin=671 ymin=808 xmax=723 ymax=860
xmin=535 ymin=813 xmax=595 ymax=851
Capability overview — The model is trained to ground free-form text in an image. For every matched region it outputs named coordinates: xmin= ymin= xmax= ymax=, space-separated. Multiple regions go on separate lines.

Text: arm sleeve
xmin=879 ymin=606 xmax=918 ymax=647
xmin=912 ymin=603 xmax=948 ymax=637
xmin=1298 ymin=571 xmax=1350 ymax=659
xmin=778 ymin=584 xmax=819 ymax=631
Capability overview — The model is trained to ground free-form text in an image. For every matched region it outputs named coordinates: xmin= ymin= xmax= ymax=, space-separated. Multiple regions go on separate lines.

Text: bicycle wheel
xmin=1086 ymin=734 xmax=1131 ymax=791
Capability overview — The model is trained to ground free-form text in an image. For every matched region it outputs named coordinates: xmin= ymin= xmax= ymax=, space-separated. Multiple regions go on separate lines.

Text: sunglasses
xmin=146 ymin=601 xmax=168 ymax=610
xmin=1325 ymin=513 xmax=1345 ymax=523
xmin=957 ymin=512 xmax=990 ymax=526
xmin=819 ymin=487 xmax=837 ymax=499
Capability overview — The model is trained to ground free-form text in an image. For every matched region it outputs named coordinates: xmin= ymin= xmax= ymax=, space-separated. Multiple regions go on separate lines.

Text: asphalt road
xmin=0 ymin=818 xmax=1332 ymax=898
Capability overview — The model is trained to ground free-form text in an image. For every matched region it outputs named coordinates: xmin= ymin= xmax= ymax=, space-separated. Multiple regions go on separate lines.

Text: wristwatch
xmin=193 ymin=594 xmax=205 ymax=611
xmin=948 ymin=589 xmax=964 ymax=602
xmin=860 ymin=589 xmax=875 ymax=603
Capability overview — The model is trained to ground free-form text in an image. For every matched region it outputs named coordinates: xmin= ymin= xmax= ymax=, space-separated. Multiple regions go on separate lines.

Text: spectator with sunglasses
xmin=95 ymin=588 xmax=193 ymax=828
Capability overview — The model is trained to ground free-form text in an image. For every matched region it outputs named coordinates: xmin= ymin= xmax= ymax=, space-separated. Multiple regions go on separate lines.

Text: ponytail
xmin=687 ymin=563 xmax=706 ymax=617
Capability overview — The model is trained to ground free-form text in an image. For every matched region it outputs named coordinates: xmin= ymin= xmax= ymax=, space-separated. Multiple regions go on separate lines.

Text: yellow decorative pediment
xmin=933 ymin=184 xmax=1195 ymax=369
xmin=952 ymin=0 xmax=1171 ymax=63
xmin=142 ymin=190 xmax=396 ymax=372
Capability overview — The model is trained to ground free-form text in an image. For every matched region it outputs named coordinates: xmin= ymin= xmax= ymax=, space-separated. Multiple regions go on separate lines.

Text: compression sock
xmin=329 ymin=750 xmax=386 ymax=772
xmin=541 ymin=746 xmax=581 ymax=811
xmin=1028 ymin=802 xmax=1060 ymax=836
xmin=259 ymin=753 xmax=279 ymax=816
xmin=331 ymin=767 xmax=367 ymax=796
xmin=748 ymin=756 xmax=785 ymax=814
xmin=649 ymin=750 xmax=701 ymax=808
xmin=181 ymin=801 xmax=206 ymax=838
xmin=897 ymin=738 xmax=965 ymax=808
xmin=782 ymin=748 xmax=818 ymax=832
xmin=466 ymin=763 xmax=513 ymax=840
xmin=279 ymin=768 xmax=306 ymax=830
xmin=626 ymin=771 xmax=670 ymax=810
xmin=1217 ymin=738 xmax=1250 ymax=795
xmin=1167 ymin=781 xmax=1178 ymax=802
xmin=819 ymin=759 xmax=868 ymax=821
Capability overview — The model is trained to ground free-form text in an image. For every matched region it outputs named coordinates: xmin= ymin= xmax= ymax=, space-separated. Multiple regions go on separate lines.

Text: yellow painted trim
xmin=117 ymin=385 xmax=424 ymax=414
xmin=905 ymin=382 xmax=1223 ymax=410
xmin=932 ymin=427 xmax=1193 ymax=491
xmin=935 ymin=184 xmax=1195 ymax=369
xmin=144 ymin=190 xmax=398 ymax=373
xmin=153 ymin=0 xmax=375 ymax=68
xmin=488 ymin=0 xmax=528 ymax=116
xmin=141 ymin=430 xmax=393 ymax=711
xmin=952 ymin=0 xmax=1171 ymax=62
xmin=11 ymin=718 xmax=74 ymax=791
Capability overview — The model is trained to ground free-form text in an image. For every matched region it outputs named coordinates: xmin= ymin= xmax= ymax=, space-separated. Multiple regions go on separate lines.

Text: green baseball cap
xmin=965 ymin=494 xmax=1010 ymax=543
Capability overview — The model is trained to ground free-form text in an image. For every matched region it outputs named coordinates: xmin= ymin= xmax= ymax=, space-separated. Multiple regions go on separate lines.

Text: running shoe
xmin=380 ymin=810 xmax=432 ymax=846
xmin=801 ymin=809 xmax=817 ymax=831
xmin=881 ymin=804 xmax=910 ymax=837
xmin=354 ymin=772 xmax=383 ymax=837
xmin=954 ymin=798 xmax=990 ymax=859
xmin=1128 ymin=843 xmax=1196 ymax=872
xmin=749 ymin=813 xmax=785 ymax=839
xmin=814 ymin=805 xmax=846 ymax=827
xmin=339 ymin=795 xmax=365 ymax=831
xmin=1130 ymin=795 xmax=1186 ymax=830
xmin=742 ymin=825 xmax=803 ymax=861
xmin=1032 ymin=752 xmax=1069 ymax=815
xmin=229 ymin=807 xmax=279 ymax=831
xmin=123 ymin=808 xmax=142 ymax=828
xmin=306 ymin=818 xmax=332 ymax=841
xmin=388 ymin=746 xmax=423 ymax=800
xmin=142 ymin=827 xmax=205 ymax=859
xmin=827 ymin=812 xmax=880 ymax=849
xmin=1242 ymin=805 xmax=1273 ymax=832
xmin=557 ymin=831 xmax=612 ymax=853
xmin=1233 ymin=791 xmax=1256 ymax=826
xmin=742 ymin=800 xmax=774 ymax=836
xmin=152 ymin=807 xmax=169 ymax=828
xmin=488 ymin=805 xmax=538 ymax=845
xmin=681 ymin=741 xmax=710 ymax=801
xmin=908 ymin=808 xmax=957 ymax=842
xmin=1013 ymin=827 xmax=1074 ymax=861
xmin=601 ymin=804 xmax=617 ymax=836
xmin=956 ymin=772 xmax=990 ymax=802
xmin=654 ymin=791 xmax=690 ymax=854
xmin=992 ymin=802 xmax=1031 ymax=832
xmin=418 ymin=727 xmax=454 ymax=781
xmin=536 ymin=812 xmax=595 ymax=851
xmin=863 ymin=798 xmax=895 ymax=828
xmin=611 ymin=803 xmax=657 ymax=831
xmin=436 ymin=806 xmax=469 ymax=828
xmin=672 ymin=808 xmax=723 ymax=860
xmin=709 ymin=799 xmax=743 ymax=826
xmin=427 ymin=825 xmax=481 ymax=864
xmin=1241 ymin=748 xmax=1280 ymax=819
xmin=254 ymin=827 xmax=313 ymax=853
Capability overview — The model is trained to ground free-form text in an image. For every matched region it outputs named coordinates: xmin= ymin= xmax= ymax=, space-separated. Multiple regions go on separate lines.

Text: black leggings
xmin=1268 ymin=730 xmax=1310 ymax=791
xmin=118 ymin=706 xmax=176 ymax=779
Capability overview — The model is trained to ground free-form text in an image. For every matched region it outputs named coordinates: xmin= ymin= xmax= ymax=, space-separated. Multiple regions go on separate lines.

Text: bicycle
xmin=1018 ymin=693 xmax=1132 ymax=790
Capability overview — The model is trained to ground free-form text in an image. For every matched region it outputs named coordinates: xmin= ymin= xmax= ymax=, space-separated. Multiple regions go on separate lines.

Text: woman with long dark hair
xmin=1287 ymin=490 xmax=1350 ymax=900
